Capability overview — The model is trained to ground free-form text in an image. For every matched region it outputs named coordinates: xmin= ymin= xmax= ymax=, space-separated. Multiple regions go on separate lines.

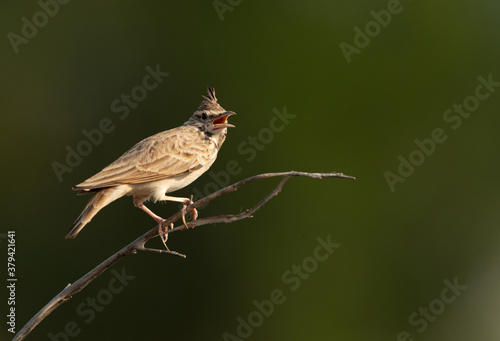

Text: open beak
xmin=212 ymin=111 xmax=236 ymax=130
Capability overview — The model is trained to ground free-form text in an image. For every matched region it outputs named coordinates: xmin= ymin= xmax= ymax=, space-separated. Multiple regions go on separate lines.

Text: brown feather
xmin=73 ymin=126 xmax=216 ymax=191
xmin=66 ymin=188 xmax=117 ymax=238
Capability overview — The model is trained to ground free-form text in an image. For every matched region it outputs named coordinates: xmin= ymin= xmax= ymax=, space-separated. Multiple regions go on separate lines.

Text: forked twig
xmin=13 ymin=171 xmax=355 ymax=340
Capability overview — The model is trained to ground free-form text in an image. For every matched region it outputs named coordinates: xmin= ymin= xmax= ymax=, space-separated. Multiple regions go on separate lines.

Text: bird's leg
xmin=135 ymin=202 xmax=164 ymax=223
xmin=158 ymin=195 xmax=198 ymax=229
xmin=134 ymin=201 xmax=171 ymax=250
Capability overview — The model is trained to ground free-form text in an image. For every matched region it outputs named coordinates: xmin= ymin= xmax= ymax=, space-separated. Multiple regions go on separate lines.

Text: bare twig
xmin=13 ymin=171 xmax=354 ymax=340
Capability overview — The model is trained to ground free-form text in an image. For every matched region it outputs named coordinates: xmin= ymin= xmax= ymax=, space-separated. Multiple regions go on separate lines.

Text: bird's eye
xmin=201 ymin=113 xmax=207 ymax=120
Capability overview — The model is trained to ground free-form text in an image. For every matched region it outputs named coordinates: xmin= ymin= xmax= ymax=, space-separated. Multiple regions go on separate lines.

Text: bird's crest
xmin=197 ymin=87 xmax=225 ymax=112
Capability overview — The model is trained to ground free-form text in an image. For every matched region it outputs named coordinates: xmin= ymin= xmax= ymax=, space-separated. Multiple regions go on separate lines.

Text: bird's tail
xmin=66 ymin=189 xmax=115 ymax=239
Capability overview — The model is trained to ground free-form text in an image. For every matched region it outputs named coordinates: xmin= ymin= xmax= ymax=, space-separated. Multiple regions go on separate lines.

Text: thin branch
xmin=136 ymin=246 xmax=187 ymax=258
xmin=13 ymin=171 xmax=354 ymax=341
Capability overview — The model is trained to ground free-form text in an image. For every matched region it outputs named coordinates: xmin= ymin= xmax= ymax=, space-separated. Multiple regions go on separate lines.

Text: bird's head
xmin=185 ymin=87 xmax=236 ymax=135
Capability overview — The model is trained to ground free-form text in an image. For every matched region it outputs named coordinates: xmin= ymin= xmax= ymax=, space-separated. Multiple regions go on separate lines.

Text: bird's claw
xmin=158 ymin=220 xmax=173 ymax=251
xmin=181 ymin=198 xmax=198 ymax=229
xmin=190 ymin=207 xmax=198 ymax=221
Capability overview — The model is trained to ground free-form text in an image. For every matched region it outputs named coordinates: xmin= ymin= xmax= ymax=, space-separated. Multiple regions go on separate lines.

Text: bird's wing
xmin=73 ymin=126 xmax=215 ymax=191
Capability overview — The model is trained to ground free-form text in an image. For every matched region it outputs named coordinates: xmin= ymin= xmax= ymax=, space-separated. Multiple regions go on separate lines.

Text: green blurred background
xmin=2 ymin=0 xmax=500 ymax=340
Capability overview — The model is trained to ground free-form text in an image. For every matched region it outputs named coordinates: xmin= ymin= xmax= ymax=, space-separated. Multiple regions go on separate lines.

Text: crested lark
xmin=67 ymin=87 xmax=235 ymax=242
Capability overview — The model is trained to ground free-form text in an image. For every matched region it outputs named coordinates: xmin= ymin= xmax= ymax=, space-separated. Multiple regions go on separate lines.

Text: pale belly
xmin=125 ymin=159 xmax=215 ymax=202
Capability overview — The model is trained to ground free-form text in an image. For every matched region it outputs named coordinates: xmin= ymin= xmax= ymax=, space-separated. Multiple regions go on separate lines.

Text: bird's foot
xmin=181 ymin=197 xmax=197 ymax=229
xmin=158 ymin=220 xmax=174 ymax=251
xmin=190 ymin=207 xmax=198 ymax=221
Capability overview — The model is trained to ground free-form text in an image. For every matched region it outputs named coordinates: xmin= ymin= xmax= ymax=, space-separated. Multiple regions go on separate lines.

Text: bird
xmin=66 ymin=87 xmax=236 ymax=245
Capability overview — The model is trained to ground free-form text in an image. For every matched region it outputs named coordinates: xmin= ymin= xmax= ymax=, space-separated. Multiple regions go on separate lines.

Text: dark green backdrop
xmin=2 ymin=1 xmax=500 ymax=340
